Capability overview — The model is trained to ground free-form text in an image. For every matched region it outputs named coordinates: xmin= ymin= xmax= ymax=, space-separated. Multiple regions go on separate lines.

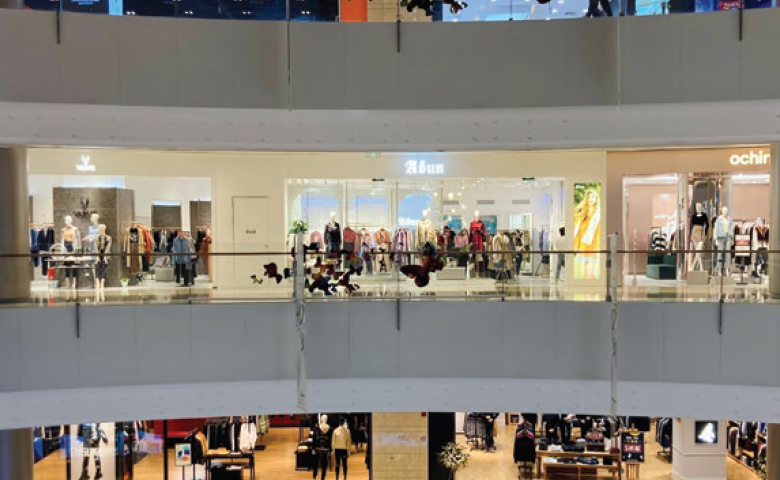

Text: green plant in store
xmin=438 ymin=442 xmax=470 ymax=479
xmin=289 ymin=219 xmax=308 ymax=234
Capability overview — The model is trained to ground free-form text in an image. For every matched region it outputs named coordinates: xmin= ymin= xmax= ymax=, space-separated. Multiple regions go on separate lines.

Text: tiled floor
xmin=23 ymin=273 xmax=775 ymax=306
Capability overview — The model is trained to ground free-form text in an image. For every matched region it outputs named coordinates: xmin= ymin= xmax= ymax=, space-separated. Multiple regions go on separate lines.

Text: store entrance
xmin=623 ymin=172 xmax=770 ymax=288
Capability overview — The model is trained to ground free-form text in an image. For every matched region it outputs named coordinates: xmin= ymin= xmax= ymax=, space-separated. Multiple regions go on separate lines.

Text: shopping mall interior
xmin=29 ymin=413 xmax=772 ymax=480
xmin=18 ymin=146 xmax=774 ymax=304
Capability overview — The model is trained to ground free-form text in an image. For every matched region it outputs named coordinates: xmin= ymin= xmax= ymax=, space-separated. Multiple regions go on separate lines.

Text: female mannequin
xmin=62 ymin=215 xmax=81 ymax=289
xmin=470 ymin=211 xmax=487 ymax=276
xmin=86 ymin=213 xmax=100 ymax=252
xmin=325 ymin=212 xmax=342 ymax=254
xmin=714 ymin=206 xmax=732 ymax=275
xmin=690 ymin=202 xmax=709 ymax=271
xmin=94 ymin=224 xmax=112 ymax=292
xmin=417 ymin=209 xmax=436 ymax=249
xmin=753 ymin=217 xmax=769 ymax=277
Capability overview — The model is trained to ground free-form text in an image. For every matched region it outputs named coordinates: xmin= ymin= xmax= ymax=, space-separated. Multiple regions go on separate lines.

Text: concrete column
xmin=0 ymin=148 xmax=31 ymax=302
xmin=770 ymin=144 xmax=780 ymax=299
xmin=767 ymin=424 xmax=780 ymax=480
xmin=0 ymin=429 xmax=33 ymax=480
xmin=672 ymin=419 xmax=726 ymax=480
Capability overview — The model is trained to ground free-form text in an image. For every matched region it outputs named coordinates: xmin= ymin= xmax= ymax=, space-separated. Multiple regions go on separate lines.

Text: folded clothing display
xmin=576 ymin=457 xmax=600 ymax=465
xmin=562 ymin=444 xmax=585 ymax=453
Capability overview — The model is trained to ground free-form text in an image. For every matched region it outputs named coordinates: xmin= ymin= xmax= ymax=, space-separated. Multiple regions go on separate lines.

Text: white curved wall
xmin=1 ymin=301 xmax=779 ymax=428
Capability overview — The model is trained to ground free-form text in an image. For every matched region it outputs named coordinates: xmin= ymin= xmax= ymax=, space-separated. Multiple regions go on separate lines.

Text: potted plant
xmin=120 ymin=277 xmax=130 ymax=288
xmin=289 ymin=219 xmax=308 ymax=234
xmin=438 ymin=442 xmax=470 ymax=480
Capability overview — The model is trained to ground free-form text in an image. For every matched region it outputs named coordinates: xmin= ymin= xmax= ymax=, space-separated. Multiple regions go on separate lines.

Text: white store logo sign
xmin=729 ymin=151 xmax=770 ymax=165
xmin=76 ymin=155 xmax=96 ymax=172
xmin=404 ymin=159 xmax=444 ymax=175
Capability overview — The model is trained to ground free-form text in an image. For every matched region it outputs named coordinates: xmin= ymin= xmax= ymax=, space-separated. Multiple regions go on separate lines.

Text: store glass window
xmin=347 ymin=183 xmax=393 ymax=229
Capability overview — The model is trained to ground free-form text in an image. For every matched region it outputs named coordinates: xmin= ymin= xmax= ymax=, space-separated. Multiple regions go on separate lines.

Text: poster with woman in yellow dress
xmin=573 ymin=183 xmax=601 ymax=279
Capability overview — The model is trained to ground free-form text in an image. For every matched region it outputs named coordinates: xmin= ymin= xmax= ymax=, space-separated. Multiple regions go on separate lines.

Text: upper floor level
xmin=3 ymin=6 xmax=780 ymax=112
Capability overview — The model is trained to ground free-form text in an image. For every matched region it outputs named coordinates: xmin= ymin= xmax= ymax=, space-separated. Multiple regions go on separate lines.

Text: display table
xmin=205 ymin=452 xmax=255 ymax=480
xmin=49 ymin=256 xmax=96 ymax=289
xmin=536 ymin=449 xmax=622 ymax=480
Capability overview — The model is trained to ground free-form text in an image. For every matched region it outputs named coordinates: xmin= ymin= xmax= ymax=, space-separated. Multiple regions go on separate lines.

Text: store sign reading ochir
xmin=729 ymin=150 xmax=770 ymax=166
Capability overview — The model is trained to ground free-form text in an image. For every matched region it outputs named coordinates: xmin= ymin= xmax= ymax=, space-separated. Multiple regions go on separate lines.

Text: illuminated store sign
xmin=729 ymin=151 xmax=770 ymax=166
xmin=76 ymin=155 xmax=96 ymax=172
xmin=404 ymin=159 xmax=444 ymax=175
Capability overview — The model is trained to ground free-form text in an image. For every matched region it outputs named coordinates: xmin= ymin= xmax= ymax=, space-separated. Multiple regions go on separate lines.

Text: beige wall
xmin=371 ymin=412 xmax=428 ymax=480
xmin=27 ymin=148 xmax=608 ymax=286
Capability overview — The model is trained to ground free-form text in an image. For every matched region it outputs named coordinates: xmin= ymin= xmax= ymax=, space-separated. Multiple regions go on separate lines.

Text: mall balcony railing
xmin=10 ymin=0 xmax=774 ymax=24
xmin=0 ymin=246 xmax=777 ymax=306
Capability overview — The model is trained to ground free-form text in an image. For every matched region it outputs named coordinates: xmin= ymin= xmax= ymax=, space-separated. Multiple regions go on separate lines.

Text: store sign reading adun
xmin=405 ymin=159 xmax=444 ymax=175
xmin=729 ymin=151 xmax=770 ymax=166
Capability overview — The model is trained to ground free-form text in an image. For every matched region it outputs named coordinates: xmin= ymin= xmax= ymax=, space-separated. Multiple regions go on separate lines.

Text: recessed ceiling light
xmin=552 ymin=8 xmax=558 ymax=12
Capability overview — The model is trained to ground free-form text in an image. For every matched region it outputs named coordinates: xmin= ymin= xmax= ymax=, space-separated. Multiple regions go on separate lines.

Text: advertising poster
xmin=175 ymin=443 xmax=192 ymax=466
xmin=69 ymin=423 xmax=116 ymax=480
xmin=573 ymin=183 xmax=602 ymax=280
xmin=621 ymin=431 xmax=645 ymax=462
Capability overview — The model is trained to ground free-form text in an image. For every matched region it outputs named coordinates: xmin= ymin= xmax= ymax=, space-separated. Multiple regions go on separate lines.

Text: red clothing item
xmin=470 ymin=221 xmax=487 ymax=251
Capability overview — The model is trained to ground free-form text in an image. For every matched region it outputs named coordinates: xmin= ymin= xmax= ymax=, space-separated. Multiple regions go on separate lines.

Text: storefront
xmin=32 ymin=413 xmax=767 ymax=480
xmin=27 ymin=148 xmax=608 ymax=293
xmin=606 ymin=147 xmax=772 ymax=286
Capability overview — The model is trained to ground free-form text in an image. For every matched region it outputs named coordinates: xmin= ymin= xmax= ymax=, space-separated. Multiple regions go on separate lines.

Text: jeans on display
xmin=755 ymin=247 xmax=768 ymax=274
xmin=175 ymin=263 xmax=191 ymax=286
xmin=715 ymin=237 xmax=732 ymax=273
xmin=335 ymin=449 xmax=348 ymax=479
xmin=555 ymin=254 xmax=565 ymax=281
xmin=64 ymin=241 xmax=76 ymax=280
xmin=312 ymin=451 xmax=329 ymax=480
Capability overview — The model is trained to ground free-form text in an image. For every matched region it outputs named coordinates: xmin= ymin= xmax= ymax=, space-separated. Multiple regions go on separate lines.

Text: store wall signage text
xmin=729 ymin=151 xmax=770 ymax=166
xmin=404 ymin=159 xmax=444 ymax=175
xmin=77 ymin=155 xmax=96 ymax=172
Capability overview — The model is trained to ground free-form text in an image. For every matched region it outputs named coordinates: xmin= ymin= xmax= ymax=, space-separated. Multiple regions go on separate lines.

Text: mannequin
xmin=78 ymin=423 xmax=107 ymax=480
xmin=86 ymin=213 xmax=100 ymax=252
xmin=690 ymin=202 xmax=709 ymax=271
xmin=62 ymin=215 xmax=81 ymax=289
xmin=470 ymin=211 xmax=487 ymax=275
xmin=325 ymin=212 xmax=342 ymax=254
xmin=333 ymin=419 xmax=352 ymax=480
xmin=94 ymin=224 xmax=112 ymax=292
xmin=555 ymin=226 xmax=566 ymax=282
xmin=417 ymin=210 xmax=436 ymax=249
xmin=753 ymin=217 xmax=769 ymax=277
xmin=312 ymin=415 xmax=333 ymax=480
xmin=714 ymin=206 xmax=733 ymax=275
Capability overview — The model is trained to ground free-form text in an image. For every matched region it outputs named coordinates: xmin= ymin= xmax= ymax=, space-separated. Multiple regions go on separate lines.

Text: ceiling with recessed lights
xmin=1 ymin=100 xmax=779 ymax=152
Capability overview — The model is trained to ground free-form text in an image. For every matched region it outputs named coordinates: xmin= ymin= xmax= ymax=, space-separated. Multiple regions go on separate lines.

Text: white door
xmin=233 ymin=197 xmax=270 ymax=286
